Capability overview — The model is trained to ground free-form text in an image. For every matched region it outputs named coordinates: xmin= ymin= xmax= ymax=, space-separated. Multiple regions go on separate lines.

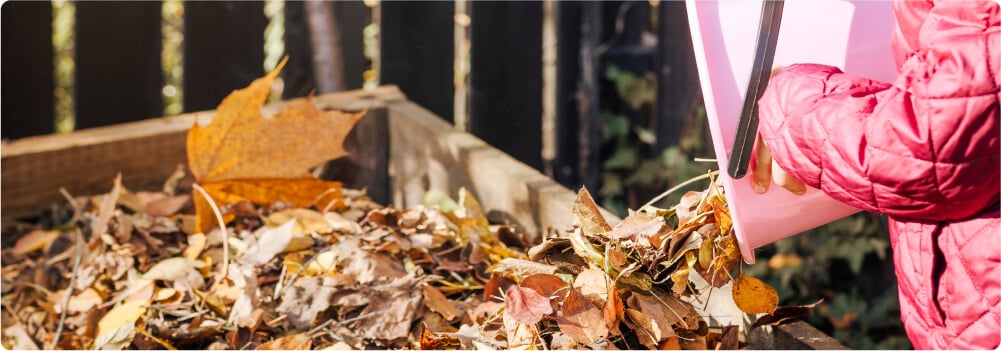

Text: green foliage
xmin=598 ymin=65 xmax=713 ymax=215
xmin=744 ymin=213 xmax=912 ymax=350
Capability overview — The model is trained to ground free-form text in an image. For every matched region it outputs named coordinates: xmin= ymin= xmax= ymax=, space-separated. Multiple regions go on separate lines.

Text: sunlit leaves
xmin=186 ymin=57 xmax=363 ymax=232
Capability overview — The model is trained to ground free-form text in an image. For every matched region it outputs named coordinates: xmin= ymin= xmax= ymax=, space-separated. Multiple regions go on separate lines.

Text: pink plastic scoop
xmin=685 ymin=0 xmax=897 ymax=263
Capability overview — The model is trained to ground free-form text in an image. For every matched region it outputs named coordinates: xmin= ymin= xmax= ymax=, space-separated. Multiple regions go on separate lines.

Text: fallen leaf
xmin=557 ymin=288 xmax=608 ymax=345
xmin=418 ymin=326 xmax=461 ymax=350
xmin=423 ymin=285 xmax=461 ymax=322
xmin=92 ymin=173 xmax=123 ymax=237
xmin=490 ymin=258 xmax=557 ymax=279
xmin=143 ymin=257 xmax=206 ymax=281
xmin=626 ymin=308 xmax=668 ymax=349
xmin=572 ymin=187 xmax=611 ymax=235
xmin=503 ymin=312 xmax=539 ymax=350
xmin=11 ymin=229 xmax=60 ymax=256
xmin=660 ymin=335 xmax=682 ymax=350
xmin=606 ymin=211 xmax=665 ymax=240
xmin=732 ymin=274 xmax=779 ymax=314
xmin=573 ymin=268 xmax=608 ymax=303
xmin=144 ymin=194 xmax=191 ymax=217
xmin=97 ymin=299 xmax=147 ymax=340
xmin=520 ymin=274 xmax=570 ymax=299
xmin=239 ymin=219 xmax=295 ymax=265
xmin=603 ymin=281 xmax=624 ymax=332
xmin=548 ymin=331 xmax=577 ymax=350
xmin=504 ymin=285 xmax=553 ymax=325
xmin=194 ymin=178 xmax=344 ymax=233
xmin=257 ymin=333 xmax=312 ymax=350
xmin=184 ymin=233 xmax=207 ymax=260
xmin=93 ymin=321 xmax=137 ymax=350
xmin=3 ymin=323 xmax=40 ymax=350
xmin=629 ymin=293 xmax=697 ymax=331
xmin=718 ymin=325 xmax=740 ymax=350
xmin=186 ymin=57 xmax=364 ymax=182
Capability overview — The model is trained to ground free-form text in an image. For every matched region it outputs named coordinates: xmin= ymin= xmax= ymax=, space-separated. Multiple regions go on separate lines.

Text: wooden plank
xmin=75 ymin=1 xmax=163 ymax=128
xmin=1 ymin=1 xmax=54 ymax=139
xmin=380 ymin=1 xmax=454 ymax=122
xmin=386 ymin=99 xmax=618 ymax=243
xmin=183 ymin=1 xmax=267 ymax=113
xmin=747 ymin=320 xmax=849 ymax=350
xmin=1 ymin=86 xmax=404 ymax=220
xmin=468 ymin=1 xmax=544 ymax=171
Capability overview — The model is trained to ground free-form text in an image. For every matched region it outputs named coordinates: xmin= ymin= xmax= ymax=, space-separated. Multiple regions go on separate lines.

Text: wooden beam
xmin=1 ymin=86 xmax=404 ymax=220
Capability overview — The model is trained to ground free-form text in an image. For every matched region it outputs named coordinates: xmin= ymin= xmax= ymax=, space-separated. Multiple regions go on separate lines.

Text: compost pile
xmin=1 ymin=61 xmax=804 ymax=350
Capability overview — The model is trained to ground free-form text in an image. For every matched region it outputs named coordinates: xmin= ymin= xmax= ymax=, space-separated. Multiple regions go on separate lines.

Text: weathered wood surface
xmin=0 ymin=87 xmax=840 ymax=349
xmin=1 ymin=86 xmax=402 ymax=220
xmin=748 ymin=320 xmax=849 ymax=350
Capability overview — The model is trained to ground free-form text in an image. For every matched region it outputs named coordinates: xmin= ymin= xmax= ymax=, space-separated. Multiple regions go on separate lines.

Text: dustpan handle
xmin=727 ymin=0 xmax=784 ymax=179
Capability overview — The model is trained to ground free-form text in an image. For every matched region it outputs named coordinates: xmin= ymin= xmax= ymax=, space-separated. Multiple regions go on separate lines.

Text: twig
xmin=50 ymin=229 xmax=84 ymax=349
xmin=693 ymin=157 xmax=718 ymax=163
xmin=640 ymin=170 xmax=719 ymax=211
xmin=338 ymin=311 xmax=377 ymax=325
xmin=59 ymin=188 xmax=82 ymax=225
xmin=192 ymin=183 xmax=229 ymax=278
xmin=273 ymin=263 xmax=288 ymax=301
xmin=136 ymin=325 xmax=178 ymax=350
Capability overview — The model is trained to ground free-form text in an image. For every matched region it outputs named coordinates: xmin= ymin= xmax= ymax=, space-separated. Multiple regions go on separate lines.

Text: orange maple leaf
xmin=186 ymin=57 xmax=365 ymax=233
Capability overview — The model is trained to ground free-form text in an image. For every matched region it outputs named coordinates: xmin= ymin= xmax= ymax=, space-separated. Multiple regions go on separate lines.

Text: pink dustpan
xmin=686 ymin=0 xmax=897 ymax=263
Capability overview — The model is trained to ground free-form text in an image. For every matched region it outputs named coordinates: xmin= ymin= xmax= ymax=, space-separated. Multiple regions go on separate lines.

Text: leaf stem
xmin=639 ymin=170 xmax=719 ymax=211
xmin=192 ymin=183 xmax=229 ymax=278
xmin=50 ymin=228 xmax=83 ymax=349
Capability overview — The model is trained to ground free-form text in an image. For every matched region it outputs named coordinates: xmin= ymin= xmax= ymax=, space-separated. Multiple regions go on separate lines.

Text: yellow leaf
xmin=97 ymin=300 xmax=147 ymax=338
xmin=257 ymin=333 xmax=312 ymax=350
xmin=193 ymin=178 xmax=345 ymax=233
xmin=11 ymin=230 xmax=60 ymax=256
xmin=304 ymin=251 xmax=338 ymax=276
xmin=184 ymin=233 xmax=207 ymax=260
xmin=186 ymin=57 xmax=365 ymax=183
xmin=732 ymin=274 xmax=779 ymax=314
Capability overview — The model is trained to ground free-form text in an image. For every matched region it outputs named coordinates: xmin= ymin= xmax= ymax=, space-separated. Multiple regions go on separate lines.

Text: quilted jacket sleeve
xmin=756 ymin=2 xmax=999 ymax=221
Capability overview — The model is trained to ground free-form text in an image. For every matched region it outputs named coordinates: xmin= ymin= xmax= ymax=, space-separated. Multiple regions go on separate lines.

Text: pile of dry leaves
xmin=1 ymin=59 xmax=811 ymax=350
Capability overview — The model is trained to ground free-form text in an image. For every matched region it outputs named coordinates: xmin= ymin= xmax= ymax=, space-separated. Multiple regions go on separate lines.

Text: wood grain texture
xmin=2 ymin=86 xmax=403 ymax=220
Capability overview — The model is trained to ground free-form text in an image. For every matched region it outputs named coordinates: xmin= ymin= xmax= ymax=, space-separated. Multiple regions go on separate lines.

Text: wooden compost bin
xmin=1 ymin=86 xmax=845 ymax=350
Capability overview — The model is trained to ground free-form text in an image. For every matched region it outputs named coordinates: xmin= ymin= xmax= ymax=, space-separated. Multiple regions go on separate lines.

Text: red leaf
xmin=504 ymin=285 xmax=553 ymax=325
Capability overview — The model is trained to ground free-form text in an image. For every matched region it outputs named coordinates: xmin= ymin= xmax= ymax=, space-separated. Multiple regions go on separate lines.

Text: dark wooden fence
xmin=1 ymin=0 xmax=702 ymax=191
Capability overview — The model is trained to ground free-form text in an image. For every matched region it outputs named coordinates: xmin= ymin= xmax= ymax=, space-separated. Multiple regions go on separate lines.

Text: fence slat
xmin=183 ymin=1 xmax=267 ymax=113
xmin=552 ymin=2 xmax=582 ymax=187
xmin=469 ymin=1 xmax=544 ymax=171
xmin=75 ymin=1 xmax=162 ymax=129
xmin=283 ymin=1 xmax=316 ymax=99
xmin=1 ymin=2 xmax=54 ymax=139
xmin=333 ymin=1 xmax=367 ymax=91
xmin=655 ymin=2 xmax=703 ymax=152
xmin=380 ymin=1 xmax=454 ymax=123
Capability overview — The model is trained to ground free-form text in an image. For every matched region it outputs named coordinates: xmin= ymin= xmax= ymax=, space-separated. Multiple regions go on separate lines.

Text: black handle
xmin=727 ymin=0 xmax=785 ymax=179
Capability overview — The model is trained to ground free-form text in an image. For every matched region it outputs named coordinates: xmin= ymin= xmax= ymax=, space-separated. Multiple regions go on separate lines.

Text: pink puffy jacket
xmin=756 ymin=0 xmax=1000 ymax=349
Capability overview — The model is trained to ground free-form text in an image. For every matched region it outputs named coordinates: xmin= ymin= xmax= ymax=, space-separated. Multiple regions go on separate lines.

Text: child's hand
xmin=751 ymin=136 xmax=806 ymax=195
